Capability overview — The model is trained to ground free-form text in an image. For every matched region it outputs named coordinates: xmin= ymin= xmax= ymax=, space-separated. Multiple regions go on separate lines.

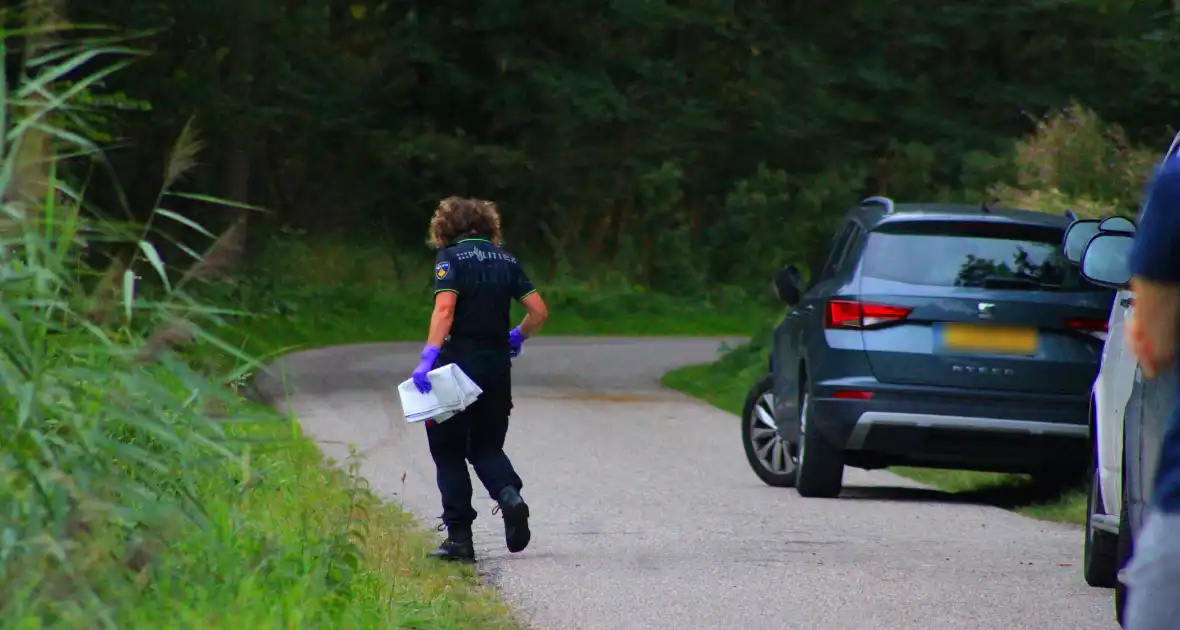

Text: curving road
xmin=252 ymin=337 xmax=1117 ymax=630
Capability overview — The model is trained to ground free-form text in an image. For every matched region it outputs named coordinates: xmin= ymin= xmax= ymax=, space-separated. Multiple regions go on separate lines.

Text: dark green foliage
xmin=62 ymin=0 xmax=1180 ymax=292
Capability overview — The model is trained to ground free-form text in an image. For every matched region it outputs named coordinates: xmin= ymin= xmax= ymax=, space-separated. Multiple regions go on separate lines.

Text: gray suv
xmin=741 ymin=197 xmax=1116 ymax=497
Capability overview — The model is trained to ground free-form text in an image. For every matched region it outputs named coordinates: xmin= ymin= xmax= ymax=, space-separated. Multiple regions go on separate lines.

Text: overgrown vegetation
xmin=990 ymin=102 xmax=1158 ymax=219
xmin=49 ymin=0 xmax=1180 ymax=298
xmin=663 ymin=106 xmax=1159 ymax=525
xmin=0 ymin=16 xmax=519 ymax=629
xmin=34 ymin=2 xmax=1180 ymax=348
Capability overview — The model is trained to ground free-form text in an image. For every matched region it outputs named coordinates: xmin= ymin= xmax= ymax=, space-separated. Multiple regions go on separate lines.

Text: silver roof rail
xmin=1165 ymin=129 xmax=1180 ymax=161
xmin=860 ymin=196 xmax=895 ymax=214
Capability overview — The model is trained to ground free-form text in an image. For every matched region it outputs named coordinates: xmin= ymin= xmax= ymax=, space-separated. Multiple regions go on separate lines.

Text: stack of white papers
xmin=397 ymin=363 xmax=483 ymax=424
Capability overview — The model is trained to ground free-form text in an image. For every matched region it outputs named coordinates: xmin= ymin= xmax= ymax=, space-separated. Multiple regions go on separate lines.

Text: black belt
xmin=444 ymin=335 xmax=509 ymax=351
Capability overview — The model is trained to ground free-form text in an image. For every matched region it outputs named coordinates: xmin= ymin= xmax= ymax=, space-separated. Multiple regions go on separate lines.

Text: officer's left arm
xmin=511 ymin=261 xmax=548 ymax=337
xmin=427 ymin=251 xmax=459 ymax=346
xmin=426 ymin=292 xmax=456 ymax=347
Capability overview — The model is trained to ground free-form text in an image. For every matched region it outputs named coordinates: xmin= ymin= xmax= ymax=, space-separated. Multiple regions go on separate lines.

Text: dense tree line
xmin=25 ymin=0 xmax=1180 ymax=289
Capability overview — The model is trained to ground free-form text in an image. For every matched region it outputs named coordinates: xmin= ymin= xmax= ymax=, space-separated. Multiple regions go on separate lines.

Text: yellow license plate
xmin=939 ymin=324 xmax=1038 ymax=355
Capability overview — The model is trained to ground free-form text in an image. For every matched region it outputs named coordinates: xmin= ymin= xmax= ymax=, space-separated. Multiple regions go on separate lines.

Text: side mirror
xmin=773 ymin=264 xmax=803 ymax=305
xmin=1098 ymin=216 xmax=1136 ymax=233
xmin=1080 ymin=232 xmax=1135 ymax=289
xmin=1062 ymin=219 xmax=1100 ymax=265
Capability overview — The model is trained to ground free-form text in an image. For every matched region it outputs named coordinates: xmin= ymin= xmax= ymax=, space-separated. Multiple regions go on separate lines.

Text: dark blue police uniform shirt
xmin=1131 ymin=157 xmax=1180 ymax=284
xmin=433 ymin=233 xmax=535 ymax=351
xmin=1130 ymin=157 xmax=1180 ymax=512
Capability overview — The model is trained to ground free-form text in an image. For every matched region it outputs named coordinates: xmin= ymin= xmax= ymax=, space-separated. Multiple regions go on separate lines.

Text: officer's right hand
xmin=412 ymin=364 xmax=432 ymax=393
xmin=412 ymin=344 xmax=440 ymax=393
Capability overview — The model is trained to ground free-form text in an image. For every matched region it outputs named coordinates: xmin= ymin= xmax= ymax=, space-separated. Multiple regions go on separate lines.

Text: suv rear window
xmin=860 ymin=220 xmax=1102 ymax=292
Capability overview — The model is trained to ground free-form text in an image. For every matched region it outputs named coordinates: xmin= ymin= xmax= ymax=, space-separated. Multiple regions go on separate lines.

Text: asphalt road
xmin=253 ymin=337 xmax=1118 ymax=630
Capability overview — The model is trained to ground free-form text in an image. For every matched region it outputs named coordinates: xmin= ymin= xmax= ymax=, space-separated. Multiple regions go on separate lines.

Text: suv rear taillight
xmin=825 ymin=299 xmax=913 ymax=329
xmin=1065 ymin=317 xmax=1108 ymax=340
xmin=1065 ymin=317 xmax=1108 ymax=333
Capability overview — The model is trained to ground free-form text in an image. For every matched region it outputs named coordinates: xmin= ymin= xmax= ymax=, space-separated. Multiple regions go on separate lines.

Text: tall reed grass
xmin=0 ymin=12 xmax=275 ymax=626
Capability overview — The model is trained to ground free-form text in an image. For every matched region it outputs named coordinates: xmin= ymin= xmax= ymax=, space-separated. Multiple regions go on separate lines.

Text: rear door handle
xmin=1120 ymin=296 xmax=1134 ymax=307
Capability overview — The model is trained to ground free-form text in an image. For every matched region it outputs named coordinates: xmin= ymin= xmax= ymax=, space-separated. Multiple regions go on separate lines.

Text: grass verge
xmin=8 ymin=282 xmax=528 ymax=627
xmin=116 ymin=407 xmax=525 ymax=629
xmin=660 ymin=335 xmax=1087 ymax=525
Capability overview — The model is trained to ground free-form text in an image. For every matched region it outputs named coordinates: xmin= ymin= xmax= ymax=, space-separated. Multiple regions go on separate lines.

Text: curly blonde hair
xmin=428 ymin=197 xmax=503 ymax=248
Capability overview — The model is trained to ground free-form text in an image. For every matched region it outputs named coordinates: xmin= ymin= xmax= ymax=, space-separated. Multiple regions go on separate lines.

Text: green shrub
xmin=995 ymin=102 xmax=1158 ymax=216
xmin=710 ymin=164 xmax=794 ymax=288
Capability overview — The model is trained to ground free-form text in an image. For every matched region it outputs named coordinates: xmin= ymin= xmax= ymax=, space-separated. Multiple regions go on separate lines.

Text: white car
xmin=1062 ymin=216 xmax=1137 ymax=593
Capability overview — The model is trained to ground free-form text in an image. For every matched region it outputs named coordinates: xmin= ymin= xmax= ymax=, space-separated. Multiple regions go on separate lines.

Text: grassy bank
xmin=118 ymin=413 xmax=524 ymax=628
xmin=8 ymin=357 xmax=526 ymax=628
xmin=661 ymin=335 xmax=1087 ymax=525
xmin=7 ymin=287 xmax=529 ymax=628
xmin=9 ymin=282 xmax=530 ymax=628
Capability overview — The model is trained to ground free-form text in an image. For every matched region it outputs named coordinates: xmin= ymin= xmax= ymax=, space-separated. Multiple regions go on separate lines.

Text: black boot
xmin=494 ymin=486 xmax=531 ymax=553
xmin=430 ymin=523 xmax=475 ymax=563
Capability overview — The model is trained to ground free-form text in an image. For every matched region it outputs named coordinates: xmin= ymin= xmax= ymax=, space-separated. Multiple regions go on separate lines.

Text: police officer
xmin=408 ymin=196 xmax=549 ymax=563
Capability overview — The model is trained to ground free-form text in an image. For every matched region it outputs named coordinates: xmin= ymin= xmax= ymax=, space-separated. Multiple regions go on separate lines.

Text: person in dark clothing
xmin=408 ymin=197 xmax=549 ymax=563
xmin=1123 ymin=152 xmax=1180 ymax=629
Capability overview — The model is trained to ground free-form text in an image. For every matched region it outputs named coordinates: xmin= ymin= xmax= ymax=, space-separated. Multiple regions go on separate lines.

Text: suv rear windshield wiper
xmin=979 ymin=275 xmax=1061 ymax=291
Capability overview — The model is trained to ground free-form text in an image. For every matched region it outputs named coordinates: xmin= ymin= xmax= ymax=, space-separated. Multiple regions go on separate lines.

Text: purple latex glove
xmin=508 ymin=326 xmax=526 ymax=358
xmin=411 ymin=344 xmax=440 ymax=393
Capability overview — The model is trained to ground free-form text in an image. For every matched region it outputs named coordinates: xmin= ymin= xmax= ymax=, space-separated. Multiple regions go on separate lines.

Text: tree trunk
xmin=216 ymin=0 xmax=258 ymax=269
xmin=5 ymin=0 xmax=63 ymax=219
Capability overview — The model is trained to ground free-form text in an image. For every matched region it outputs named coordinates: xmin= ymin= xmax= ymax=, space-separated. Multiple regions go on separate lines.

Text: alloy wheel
xmin=748 ymin=391 xmax=797 ymax=476
xmin=798 ymin=392 xmax=809 ymax=470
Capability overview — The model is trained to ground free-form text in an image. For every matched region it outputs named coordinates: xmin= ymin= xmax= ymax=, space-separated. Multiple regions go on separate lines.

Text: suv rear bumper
xmin=808 ymin=379 xmax=1089 ymax=473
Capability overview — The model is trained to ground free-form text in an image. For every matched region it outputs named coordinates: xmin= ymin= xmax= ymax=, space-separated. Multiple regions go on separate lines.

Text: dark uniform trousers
xmin=427 ymin=344 xmax=524 ymax=526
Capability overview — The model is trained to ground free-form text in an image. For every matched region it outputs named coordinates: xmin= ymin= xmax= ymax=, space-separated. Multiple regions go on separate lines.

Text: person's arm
xmin=428 ymin=250 xmax=459 ymax=346
xmin=1127 ymin=161 xmax=1180 ymax=376
xmin=427 ymin=291 xmax=457 ymax=347
xmin=512 ymin=262 xmax=547 ymax=337
xmin=518 ymin=292 xmax=548 ymax=337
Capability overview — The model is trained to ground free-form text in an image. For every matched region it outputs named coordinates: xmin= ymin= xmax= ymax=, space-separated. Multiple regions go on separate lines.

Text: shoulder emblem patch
xmin=435 ymin=261 xmax=451 ymax=280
